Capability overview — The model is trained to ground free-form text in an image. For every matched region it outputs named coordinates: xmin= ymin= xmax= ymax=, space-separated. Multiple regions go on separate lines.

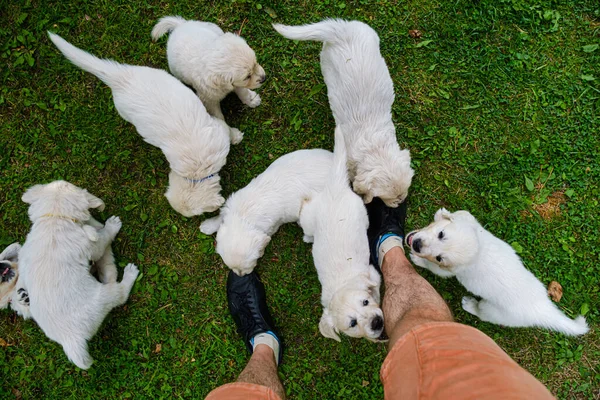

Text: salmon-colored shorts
xmin=206 ymin=322 xmax=554 ymax=400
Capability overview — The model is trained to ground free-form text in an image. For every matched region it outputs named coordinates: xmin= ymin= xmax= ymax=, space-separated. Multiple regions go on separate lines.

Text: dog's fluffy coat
xmin=152 ymin=16 xmax=265 ymax=139
xmin=49 ymin=32 xmax=235 ymax=217
xmin=18 ymin=181 xmax=140 ymax=369
xmin=200 ymin=149 xmax=333 ymax=276
xmin=274 ymin=19 xmax=413 ymax=207
xmin=406 ymin=208 xmax=589 ymax=336
xmin=299 ymin=128 xmax=384 ymax=342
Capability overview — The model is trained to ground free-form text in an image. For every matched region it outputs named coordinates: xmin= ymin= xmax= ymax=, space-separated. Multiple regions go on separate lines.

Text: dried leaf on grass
xmin=548 ymin=281 xmax=563 ymax=302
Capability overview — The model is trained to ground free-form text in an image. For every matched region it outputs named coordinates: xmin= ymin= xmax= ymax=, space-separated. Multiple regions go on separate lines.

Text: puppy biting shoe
xmin=366 ymin=197 xmax=407 ymax=268
xmin=227 ymin=270 xmax=283 ymax=365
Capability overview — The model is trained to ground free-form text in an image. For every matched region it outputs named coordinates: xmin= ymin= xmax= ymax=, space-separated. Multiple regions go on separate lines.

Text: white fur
xmin=406 ymin=208 xmax=589 ymax=336
xmin=273 ymin=19 xmax=414 ymax=207
xmin=18 ymin=181 xmax=140 ymax=369
xmin=201 ymin=149 xmax=333 ymax=276
xmin=48 ymin=32 xmax=234 ymax=217
xmin=152 ymin=16 xmax=266 ymax=139
xmin=299 ymin=128 xmax=384 ymax=342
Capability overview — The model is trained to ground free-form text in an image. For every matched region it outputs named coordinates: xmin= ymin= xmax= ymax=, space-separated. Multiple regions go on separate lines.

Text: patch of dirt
xmin=533 ymin=190 xmax=566 ymax=220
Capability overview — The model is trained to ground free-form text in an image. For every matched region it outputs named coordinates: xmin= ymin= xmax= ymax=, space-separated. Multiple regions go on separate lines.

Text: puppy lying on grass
xmin=152 ymin=16 xmax=266 ymax=141
xmin=18 ymin=181 xmax=139 ymax=369
xmin=299 ymin=128 xmax=385 ymax=342
xmin=406 ymin=208 xmax=589 ymax=336
xmin=201 ymin=149 xmax=333 ymax=276
xmin=274 ymin=19 xmax=413 ymax=207
xmin=49 ymin=32 xmax=236 ymax=217
xmin=0 ymin=243 xmax=30 ymax=319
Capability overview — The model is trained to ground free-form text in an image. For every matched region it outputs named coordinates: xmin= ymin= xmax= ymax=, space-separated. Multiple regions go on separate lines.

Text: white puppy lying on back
xmin=49 ymin=32 xmax=236 ymax=217
xmin=299 ymin=128 xmax=385 ymax=342
xmin=152 ymin=16 xmax=266 ymax=139
xmin=201 ymin=149 xmax=333 ymax=276
xmin=406 ymin=208 xmax=589 ymax=336
xmin=0 ymin=243 xmax=30 ymax=319
xmin=18 ymin=181 xmax=139 ymax=369
xmin=274 ymin=19 xmax=413 ymax=207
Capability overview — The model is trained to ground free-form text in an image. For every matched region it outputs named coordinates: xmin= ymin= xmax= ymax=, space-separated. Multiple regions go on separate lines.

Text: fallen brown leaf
xmin=548 ymin=281 xmax=563 ymax=302
xmin=154 ymin=343 xmax=162 ymax=353
xmin=409 ymin=29 xmax=422 ymax=38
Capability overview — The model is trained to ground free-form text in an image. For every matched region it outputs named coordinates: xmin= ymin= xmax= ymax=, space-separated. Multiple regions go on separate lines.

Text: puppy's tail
xmin=62 ymin=338 xmax=93 ymax=369
xmin=48 ymin=32 xmax=124 ymax=87
xmin=151 ymin=15 xmax=187 ymax=41
xmin=328 ymin=126 xmax=350 ymax=192
xmin=537 ymin=304 xmax=589 ymax=336
xmin=273 ymin=19 xmax=350 ymax=44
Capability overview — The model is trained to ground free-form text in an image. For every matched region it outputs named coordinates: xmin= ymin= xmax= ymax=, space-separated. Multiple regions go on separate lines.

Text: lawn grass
xmin=1 ymin=0 xmax=599 ymax=398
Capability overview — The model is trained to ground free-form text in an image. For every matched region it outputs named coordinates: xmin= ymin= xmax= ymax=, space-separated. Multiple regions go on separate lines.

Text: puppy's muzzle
xmin=371 ymin=315 xmax=384 ymax=332
xmin=0 ymin=262 xmax=15 ymax=283
xmin=410 ymin=236 xmax=422 ymax=253
xmin=258 ymin=74 xmax=266 ymax=84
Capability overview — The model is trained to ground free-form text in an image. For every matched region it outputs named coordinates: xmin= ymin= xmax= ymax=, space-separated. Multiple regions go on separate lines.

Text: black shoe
xmin=366 ymin=197 xmax=407 ymax=269
xmin=227 ymin=270 xmax=283 ymax=365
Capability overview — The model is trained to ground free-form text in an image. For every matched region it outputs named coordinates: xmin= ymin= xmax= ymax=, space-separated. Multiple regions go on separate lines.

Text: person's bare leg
xmin=236 ymin=344 xmax=285 ymax=399
xmin=381 ymin=247 xmax=453 ymax=349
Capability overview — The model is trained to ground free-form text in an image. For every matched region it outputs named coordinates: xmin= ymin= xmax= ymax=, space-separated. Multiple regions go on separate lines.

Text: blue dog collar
xmin=185 ymin=174 xmax=216 ymax=184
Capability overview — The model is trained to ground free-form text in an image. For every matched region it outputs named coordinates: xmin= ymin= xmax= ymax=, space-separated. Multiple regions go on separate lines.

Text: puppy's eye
xmin=363 ymin=300 xmax=369 ymax=306
xmin=350 ymin=319 xmax=358 ymax=328
xmin=245 ymin=74 xmax=252 ymax=80
xmin=436 ymin=255 xmax=443 ymax=262
xmin=438 ymin=231 xmax=444 ymax=239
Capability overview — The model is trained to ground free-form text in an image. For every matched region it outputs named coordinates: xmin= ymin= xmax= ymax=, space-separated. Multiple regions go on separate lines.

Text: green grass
xmin=1 ymin=0 xmax=599 ymax=398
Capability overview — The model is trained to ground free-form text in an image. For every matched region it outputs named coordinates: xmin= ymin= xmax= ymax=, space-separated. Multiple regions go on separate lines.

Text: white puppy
xmin=18 ymin=180 xmax=140 ymax=369
xmin=406 ymin=208 xmax=589 ymax=336
xmin=299 ymin=128 xmax=385 ymax=342
xmin=152 ymin=16 xmax=266 ymax=138
xmin=0 ymin=243 xmax=31 ymax=319
xmin=200 ymin=149 xmax=333 ymax=276
xmin=49 ymin=32 xmax=235 ymax=217
xmin=274 ymin=19 xmax=414 ymax=207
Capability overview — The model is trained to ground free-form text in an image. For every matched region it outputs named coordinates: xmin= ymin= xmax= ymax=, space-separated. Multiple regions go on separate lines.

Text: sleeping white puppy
xmin=406 ymin=208 xmax=589 ymax=336
xmin=152 ymin=16 xmax=266 ymax=139
xmin=299 ymin=128 xmax=385 ymax=342
xmin=274 ymin=19 xmax=414 ymax=207
xmin=48 ymin=32 xmax=235 ymax=217
xmin=18 ymin=180 xmax=140 ymax=369
xmin=0 ymin=243 xmax=31 ymax=319
xmin=200 ymin=149 xmax=333 ymax=276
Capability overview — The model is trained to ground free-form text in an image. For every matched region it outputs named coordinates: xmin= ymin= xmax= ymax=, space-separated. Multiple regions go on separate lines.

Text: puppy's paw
xmin=410 ymin=254 xmax=427 ymax=268
xmin=461 ymin=296 xmax=479 ymax=315
xmin=230 ymin=128 xmax=244 ymax=145
xmin=124 ymin=263 xmax=140 ymax=279
xmin=105 ymin=216 xmax=122 ymax=234
xmin=243 ymin=91 xmax=261 ymax=108
xmin=17 ymin=288 xmax=30 ymax=305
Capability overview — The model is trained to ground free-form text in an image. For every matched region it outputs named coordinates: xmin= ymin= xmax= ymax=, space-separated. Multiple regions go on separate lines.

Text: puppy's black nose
xmin=412 ymin=238 xmax=422 ymax=253
xmin=371 ymin=315 xmax=384 ymax=332
xmin=258 ymin=75 xmax=266 ymax=84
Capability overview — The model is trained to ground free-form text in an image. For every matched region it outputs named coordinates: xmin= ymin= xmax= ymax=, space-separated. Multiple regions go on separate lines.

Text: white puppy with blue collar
xmin=49 ymin=32 xmax=236 ymax=217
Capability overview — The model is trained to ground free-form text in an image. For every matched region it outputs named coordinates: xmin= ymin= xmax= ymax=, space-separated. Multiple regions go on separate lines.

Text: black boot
xmin=366 ymin=197 xmax=407 ymax=269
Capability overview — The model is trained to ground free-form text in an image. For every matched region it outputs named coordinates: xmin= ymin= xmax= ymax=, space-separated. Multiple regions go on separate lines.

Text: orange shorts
xmin=205 ymin=322 xmax=554 ymax=400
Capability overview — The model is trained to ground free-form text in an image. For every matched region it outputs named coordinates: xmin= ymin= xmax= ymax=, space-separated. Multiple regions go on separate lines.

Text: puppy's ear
xmin=84 ymin=191 xmax=105 ymax=211
xmin=451 ymin=210 xmax=477 ymax=223
xmin=22 ymin=184 xmax=46 ymax=204
xmin=0 ymin=243 xmax=21 ymax=262
xmin=319 ymin=309 xmax=341 ymax=342
xmin=434 ymin=208 xmax=452 ymax=222
xmin=83 ymin=225 xmax=99 ymax=242
xmin=200 ymin=215 xmax=223 ymax=235
xmin=256 ymin=233 xmax=272 ymax=257
xmin=367 ymin=266 xmax=382 ymax=304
